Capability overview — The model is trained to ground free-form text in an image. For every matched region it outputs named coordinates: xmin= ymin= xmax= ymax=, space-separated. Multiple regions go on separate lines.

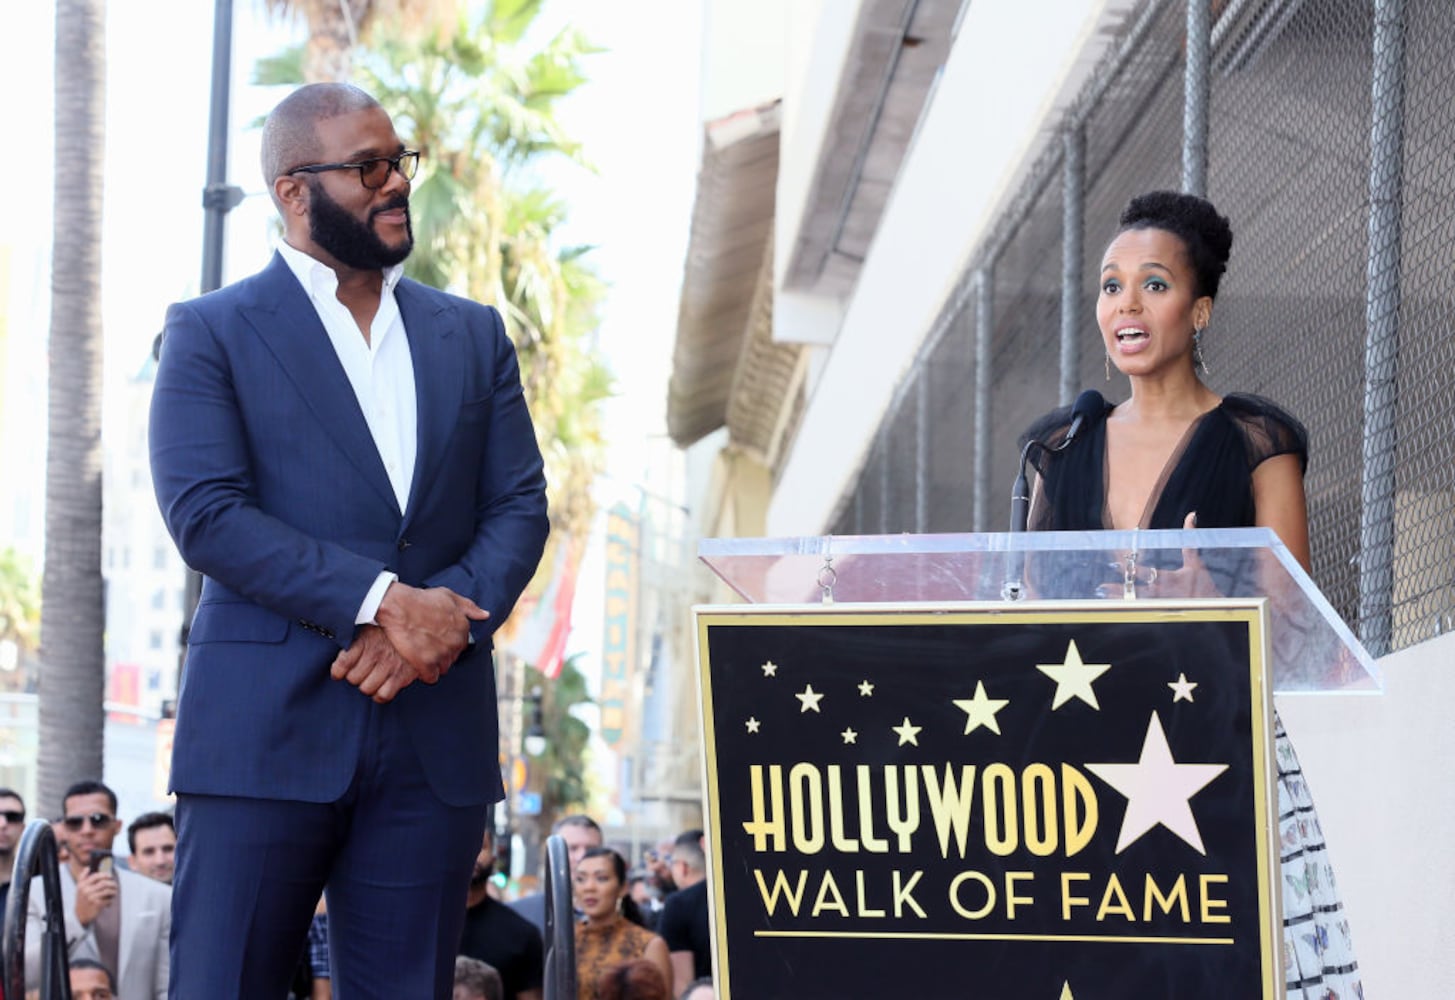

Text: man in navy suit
xmin=149 ymin=83 xmax=549 ymax=998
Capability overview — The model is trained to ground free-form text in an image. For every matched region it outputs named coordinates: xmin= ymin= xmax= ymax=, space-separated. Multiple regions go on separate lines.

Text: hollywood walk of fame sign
xmin=695 ymin=601 xmax=1281 ymax=1000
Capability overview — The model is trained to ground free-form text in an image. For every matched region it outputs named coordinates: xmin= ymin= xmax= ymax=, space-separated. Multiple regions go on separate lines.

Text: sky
xmin=0 ymin=0 xmax=706 ymax=816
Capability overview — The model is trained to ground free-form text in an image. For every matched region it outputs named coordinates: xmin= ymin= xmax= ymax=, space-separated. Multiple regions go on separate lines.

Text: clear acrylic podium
xmin=699 ymin=527 xmax=1380 ymax=693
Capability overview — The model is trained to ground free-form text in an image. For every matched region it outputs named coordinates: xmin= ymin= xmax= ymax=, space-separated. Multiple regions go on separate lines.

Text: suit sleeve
xmin=149 ymin=300 xmax=386 ymax=647
xmin=424 ymin=305 xmax=550 ymax=637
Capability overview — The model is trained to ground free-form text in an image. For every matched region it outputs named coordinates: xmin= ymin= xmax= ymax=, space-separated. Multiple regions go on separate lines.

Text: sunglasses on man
xmin=0 ymin=809 xmax=23 ymax=824
xmin=61 ymin=811 xmax=115 ymax=831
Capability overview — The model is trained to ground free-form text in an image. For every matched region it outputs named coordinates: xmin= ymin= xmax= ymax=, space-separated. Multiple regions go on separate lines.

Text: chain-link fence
xmin=829 ymin=0 xmax=1455 ymax=658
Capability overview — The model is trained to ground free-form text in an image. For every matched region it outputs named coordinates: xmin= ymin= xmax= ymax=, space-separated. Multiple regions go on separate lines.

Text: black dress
xmin=1021 ymin=393 xmax=1363 ymax=999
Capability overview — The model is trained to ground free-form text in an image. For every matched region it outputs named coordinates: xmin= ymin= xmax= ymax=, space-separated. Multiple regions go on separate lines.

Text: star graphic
xmin=1085 ymin=711 xmax=1229 ymax=854
xmin=745 ymin=717 xmax=760 ymax=733
xmin=841 ymin=727 xmax=858 ymax=744
xmin=761 ymin=660 xmax=778 ymax=677
xmin=1036 ymin=640 xmax=1112 ymax=710
xmin=1168 ymin=672 xmax=1198 ymax=703
xmin=795 ymin=684 xmax=824 ymax=713
xmin=953 ymin=681 xmax=1010 ymax=735
xmin=858 ymin=680 xmax=874 ymax=697
xmin=1060 ymin=984 xmax=1074 ymax=1000
xmin=891 ymin=717 xmax=922 ymax=746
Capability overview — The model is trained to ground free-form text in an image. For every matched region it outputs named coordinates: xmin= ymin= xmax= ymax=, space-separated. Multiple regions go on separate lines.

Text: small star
xmin=745 ymin=717 xmax=760 ymax=733
xmin=891 ymin=717 xmax=922 ymax=746
xmin=1169 ymin=673 xmax=1198 ymax=703
xmin=1037 ymin=640 xmax=1112 ymax=710
xmin=795 ymin=684 xmax=824 ymax=713
xmin=1086 ymin=711 xmax=1228 ymax=854
xmin=858 ymin=680 xmax=875 ymax=697
xmin=953 ymin=681 xmax=1011 ymax=735
xmin=841 ymin=727 xmax=858 ymax=744
xmin=761 ymin=660 xmax=778 ymax=677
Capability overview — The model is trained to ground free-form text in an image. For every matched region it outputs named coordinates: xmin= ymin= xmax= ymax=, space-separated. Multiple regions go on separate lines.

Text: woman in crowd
xmin=594 ymin=959 xmax=670 ymax=1000
xmin=1022 ymin=189 xmax=1362 ymax=999
xmin=573 ymin=847 xmax=671 ymax=1000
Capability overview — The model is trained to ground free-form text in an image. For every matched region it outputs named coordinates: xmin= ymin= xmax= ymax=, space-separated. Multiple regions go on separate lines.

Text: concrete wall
xmin=768 ymin=0 xmax=1110 ymax=535
xmin=1276 ymin=629 xmax=1455 ymax=994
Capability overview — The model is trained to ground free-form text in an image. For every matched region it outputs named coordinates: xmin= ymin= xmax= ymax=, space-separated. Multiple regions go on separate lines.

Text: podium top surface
xmin=698 ymin=528 xmax=1380 ymax=693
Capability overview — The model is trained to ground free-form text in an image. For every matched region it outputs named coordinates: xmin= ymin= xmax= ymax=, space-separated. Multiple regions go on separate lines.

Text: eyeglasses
xmin=0 ymin=810 xmax=24 ymax=824
xmin=61 ymin=812 xmax=114 ymax=831
xmin=288 ymin=150 xmax=420 ymax=189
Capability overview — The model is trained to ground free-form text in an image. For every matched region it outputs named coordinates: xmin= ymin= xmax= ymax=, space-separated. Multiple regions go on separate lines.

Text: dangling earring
xmin=1105 ymin=352 xmax=1112 ymax=381
xmin=1192 ymin=326 xmax=1209 ymax=376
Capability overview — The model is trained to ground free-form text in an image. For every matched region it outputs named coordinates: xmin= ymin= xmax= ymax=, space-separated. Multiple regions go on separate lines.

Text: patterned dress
xmin=574 ymin=915 xmax=661 ymax=1000
xmin=1026 ymin=393 xmax=1363 ymax=999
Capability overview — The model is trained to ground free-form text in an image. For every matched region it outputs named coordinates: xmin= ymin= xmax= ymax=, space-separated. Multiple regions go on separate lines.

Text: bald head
xmin=261 ymin=83 xmax=382 ymax=209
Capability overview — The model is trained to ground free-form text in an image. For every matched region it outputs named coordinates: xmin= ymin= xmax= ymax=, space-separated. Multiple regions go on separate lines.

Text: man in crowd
xmin=0 ymin=786 xmax=25 ymax=915
xmin=459 ymin=826 xmax=542 ymax=1000
xmin=657 ymin=829 xmax=711 ymax=997
xmin=453 ymin=956 xmax=503 ymax=1000
xmin=125 ymin=813 xmax=176 ymax=884
xmin=70 ymin=958 xmax=119 ymax=1000
xmin=25 ymin=780 xmax=170 ymax=1000
xmin=509 ymin=813 xmax=603 ymax=936
xmin=148 ymin=82 xmax=548 ymax=996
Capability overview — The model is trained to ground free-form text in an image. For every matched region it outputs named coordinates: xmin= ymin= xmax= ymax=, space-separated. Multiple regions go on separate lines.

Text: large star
xmin=795 ymin=684 xmax=824 ymax=713
xmin=1036 ymin=640 xmax=1112 ymax=710
xmin=1168 ymin=672 xmax=1198 ymax=703
xmin=1060 ymin=984 xmax=1074 ymax=1000
xmin=953 ymin=681 xmax=1010 ymax=735
xmin=892 ymin=717 xmax=922 ymax=746
xmin=1085 ymin=711 xmax=1229 ymax=854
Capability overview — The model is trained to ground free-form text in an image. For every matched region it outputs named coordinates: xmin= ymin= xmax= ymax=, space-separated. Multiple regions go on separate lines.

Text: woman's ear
xmin=1193 ymin=296 xmax=1213 ymax=331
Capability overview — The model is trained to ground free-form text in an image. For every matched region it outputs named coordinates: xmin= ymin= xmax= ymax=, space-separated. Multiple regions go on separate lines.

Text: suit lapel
xmin=397 ymin=279 xmax=463 ymax=530
xmin=239 ymin=254 xmax=400 ymax=517
xmin=116 ymin=872 xmax=134 ymax=993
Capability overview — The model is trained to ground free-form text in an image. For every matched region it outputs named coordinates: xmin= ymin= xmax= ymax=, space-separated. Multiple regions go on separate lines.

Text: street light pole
xmin=178 ymin=0 xmax=246 ymax=671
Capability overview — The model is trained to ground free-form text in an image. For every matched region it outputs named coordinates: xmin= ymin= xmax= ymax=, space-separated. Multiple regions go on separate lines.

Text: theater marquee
xmin=695 ymin=603 xmax=1279 ymax=1000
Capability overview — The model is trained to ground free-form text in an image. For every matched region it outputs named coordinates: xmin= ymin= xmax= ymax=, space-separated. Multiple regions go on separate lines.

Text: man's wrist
xmin=357 ymin=572 xmax=399 ymax=625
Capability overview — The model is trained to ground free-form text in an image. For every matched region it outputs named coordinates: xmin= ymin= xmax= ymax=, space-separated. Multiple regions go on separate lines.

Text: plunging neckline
xmin=1101 ymin=401 xmax=1222 ymax=530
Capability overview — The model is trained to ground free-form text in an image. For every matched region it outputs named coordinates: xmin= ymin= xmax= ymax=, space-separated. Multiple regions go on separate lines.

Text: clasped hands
xmin=330 ymin=583 xmax=488 ymax=704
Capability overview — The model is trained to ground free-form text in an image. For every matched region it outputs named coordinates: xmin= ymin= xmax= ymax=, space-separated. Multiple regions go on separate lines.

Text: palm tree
xmin=39 ymin=0 xmax=108 ymax=816
xmin=259 ymin=0 xmax=459 ymax=82
xmin=351 ymin=3 xmax=612 ymax=549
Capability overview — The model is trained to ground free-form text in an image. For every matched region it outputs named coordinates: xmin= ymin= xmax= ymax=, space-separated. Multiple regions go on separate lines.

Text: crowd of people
xmin=4 ymin=788 xmax=716 ymax=1000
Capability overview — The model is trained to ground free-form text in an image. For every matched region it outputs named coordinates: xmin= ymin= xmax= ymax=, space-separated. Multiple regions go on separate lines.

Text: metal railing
xmin=541 ymin=833 xmax=575 ymax=1000
xmin=2 ymin=820 xmax=71 ymax=1000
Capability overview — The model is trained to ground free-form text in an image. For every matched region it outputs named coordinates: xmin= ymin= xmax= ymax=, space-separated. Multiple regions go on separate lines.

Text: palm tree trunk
xmin=40 ymin=0 xmax=108 ymax=816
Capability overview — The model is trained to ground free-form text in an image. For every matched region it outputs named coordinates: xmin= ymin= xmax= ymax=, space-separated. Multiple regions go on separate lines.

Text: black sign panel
xmin=696 ymin=603 xmax=1277 ymax=1000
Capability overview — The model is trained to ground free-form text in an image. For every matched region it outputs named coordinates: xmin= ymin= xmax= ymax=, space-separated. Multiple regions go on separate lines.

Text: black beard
xmin=307 ymin=178 xmax=413 ymax=270
xmin=470 ymin=862 xmax=492 ymax=887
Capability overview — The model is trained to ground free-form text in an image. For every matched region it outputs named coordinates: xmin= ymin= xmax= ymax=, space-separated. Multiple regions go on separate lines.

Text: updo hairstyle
xmin=1117 ymin=190 xmax=1234 ymax=299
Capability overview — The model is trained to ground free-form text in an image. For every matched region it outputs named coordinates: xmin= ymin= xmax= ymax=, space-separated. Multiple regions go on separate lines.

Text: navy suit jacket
xmin=149 ymin=253 xmax=548 ymax=807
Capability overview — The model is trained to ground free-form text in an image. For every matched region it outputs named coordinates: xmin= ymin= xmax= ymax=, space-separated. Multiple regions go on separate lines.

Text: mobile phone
xmin=88 ymin=848 xmax=114 ymax=876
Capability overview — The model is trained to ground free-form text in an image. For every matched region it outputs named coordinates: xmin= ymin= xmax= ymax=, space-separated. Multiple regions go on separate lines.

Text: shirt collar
xmin=277 ymin=240 xmax=405 ymax=301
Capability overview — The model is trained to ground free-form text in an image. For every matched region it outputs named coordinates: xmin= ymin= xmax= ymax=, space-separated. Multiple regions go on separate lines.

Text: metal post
xmin=972 ymin=268 xmax=994 ymax=532
xmin=1360 ymin=0 xmax=1406 ymax=657
xmin=201 ymin=0 xmax=243 ymax=296
xmin=179 ymin=0 xmax=245 ymax=676
xmin=915 ymin=367 xmax=928 ymax=534
xmin=1182 ymin=0 xmax=1211 ymax=197
xmin=1060 ymin=127 xmax=1085 ymax=406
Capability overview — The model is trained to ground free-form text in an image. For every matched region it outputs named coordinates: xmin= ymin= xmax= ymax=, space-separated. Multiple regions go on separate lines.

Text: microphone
xmin=1009 ymin=389 xmax=1104 ymax=533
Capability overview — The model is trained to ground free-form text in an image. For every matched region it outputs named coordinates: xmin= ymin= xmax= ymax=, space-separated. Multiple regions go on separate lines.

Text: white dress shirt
xmin=278 ymin=241 xmax=414 ymax=624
